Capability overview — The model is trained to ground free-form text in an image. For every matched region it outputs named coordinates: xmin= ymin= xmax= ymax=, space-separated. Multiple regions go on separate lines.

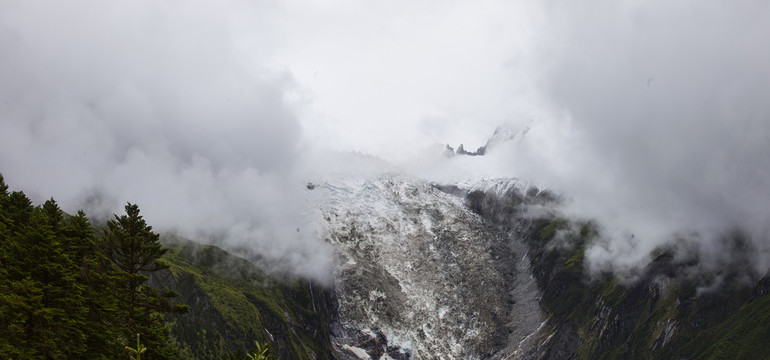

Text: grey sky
xmin=1 ymin=0 xmax=769 ymax=277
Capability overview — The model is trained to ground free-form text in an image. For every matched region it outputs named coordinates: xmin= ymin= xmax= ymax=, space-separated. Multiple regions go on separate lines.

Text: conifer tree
xmin=102 ymin=203 xmax=188 ymax=359
xmin=0 ymin=173 xmax=8 ymax=206
xmin=0 ymin=175 xmax=187 ymax=359
xmin=0 ymin=192 xmax=87 ymax=358
xmin=64 ymin=209 xmax=124 ymax=359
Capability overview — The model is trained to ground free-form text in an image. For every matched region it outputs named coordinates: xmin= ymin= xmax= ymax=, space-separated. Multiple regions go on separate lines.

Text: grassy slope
xmin=531 ymin=218 xmax=770 ymax=360
xmin=675 ymin=294 xmax=770 ymax=359
xmin=151 ymin=240 xmax=336 ymax=360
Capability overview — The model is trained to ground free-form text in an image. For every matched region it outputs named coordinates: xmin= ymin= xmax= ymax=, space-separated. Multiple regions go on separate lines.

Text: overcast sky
xmin=1 ymin=0 xmax=769 ymax=279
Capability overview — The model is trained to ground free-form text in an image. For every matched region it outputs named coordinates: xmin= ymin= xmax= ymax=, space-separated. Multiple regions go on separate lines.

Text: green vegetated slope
xmin=152 ymin=238 xmax=337 ymax=360
xmin=464 ymin=187 xmax=770 ymax=360
xmin=528 ymin=218 xmax=770 ymax=360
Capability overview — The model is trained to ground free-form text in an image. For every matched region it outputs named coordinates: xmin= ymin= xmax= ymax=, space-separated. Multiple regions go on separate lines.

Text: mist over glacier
xmin=2 ymin=0 xmax=770 ymax=279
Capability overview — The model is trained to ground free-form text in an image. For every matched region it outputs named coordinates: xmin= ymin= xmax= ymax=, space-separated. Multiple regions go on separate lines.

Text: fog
xmin=2 ymin=0 xmax=769 ymax=280
xmin=528 ymin=0 xmax=770 ymax=275
xmin=0 ymin=0 xmax=333 ymax=282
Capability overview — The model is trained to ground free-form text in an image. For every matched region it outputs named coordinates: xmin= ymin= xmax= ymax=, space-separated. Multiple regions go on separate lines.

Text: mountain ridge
xmin=159 ymin=173 xmax=770 ymax=359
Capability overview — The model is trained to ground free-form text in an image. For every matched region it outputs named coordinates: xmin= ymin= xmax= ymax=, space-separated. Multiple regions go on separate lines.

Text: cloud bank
xmin=377 ymin=0 xmax=770 ymax=277
xmin=2 ymin=0 xmax=769 ymax=280
xmin=0 ymin=0 xmax=333 ymax=281
xmin=505 ymin=0 xmax=770 ymax=274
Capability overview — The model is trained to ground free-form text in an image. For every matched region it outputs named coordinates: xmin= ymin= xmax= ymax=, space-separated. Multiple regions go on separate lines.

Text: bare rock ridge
xmin=445 ymin=124 xmax=528 ymax=157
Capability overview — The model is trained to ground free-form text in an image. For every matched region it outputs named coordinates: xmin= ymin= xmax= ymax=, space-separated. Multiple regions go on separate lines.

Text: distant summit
xmin=445 ymin=143 xmax=486 ymax=157
xmin=445 ymin=123 xmax=530 ymax=157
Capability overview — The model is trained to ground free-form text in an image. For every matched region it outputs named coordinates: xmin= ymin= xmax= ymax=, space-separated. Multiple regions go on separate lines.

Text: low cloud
xmin=506 ymin=0 xmax=770 ymax=275
xmin=2 ymin=0 xmax=768 ymax=283
xmin=402 ymin=0 xmax=770 ymax=277
xmin=0 ymin=0 xmax=333 ymax=282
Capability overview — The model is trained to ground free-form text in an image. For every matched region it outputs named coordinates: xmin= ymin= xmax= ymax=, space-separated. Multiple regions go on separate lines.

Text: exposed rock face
xmin=464 ymin=184 xmax=770 ymax=360
xmin=311 ymin=174 xmax=543 ymax=359
xmin=150 ymin=173 xmax=770 ymax=359
xmin=445 ymin=124 xmax=530 ymax=158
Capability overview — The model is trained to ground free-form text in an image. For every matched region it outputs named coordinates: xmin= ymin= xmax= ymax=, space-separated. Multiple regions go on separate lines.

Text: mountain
xmin=151 ymin=240 xmax=337 ymax=360
xmin=157 ymin=173 xmax=770 ymax=359
xmin=465 ymin=182 xmax=770 ymax=360
xmin=445 ymin=123 xmax=530 ymax=157
xmin=152 ymin=173 xmax=551 ymax=359
xmin=5 ymin=166 xmax=768 ymax=359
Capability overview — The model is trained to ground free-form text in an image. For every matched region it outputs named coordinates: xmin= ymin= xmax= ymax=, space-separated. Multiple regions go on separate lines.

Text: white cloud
xmin=2 ymin=0 xmax=769 ymax=280
xmin=0 ymin=0 xmax=332 ymax=282
xmin=521 ymin=0 xmax=770 ymax=273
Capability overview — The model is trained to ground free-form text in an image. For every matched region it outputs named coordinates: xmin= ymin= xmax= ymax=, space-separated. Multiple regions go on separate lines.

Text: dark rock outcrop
xmin=465 ymin=183 xmax=770 ymax=360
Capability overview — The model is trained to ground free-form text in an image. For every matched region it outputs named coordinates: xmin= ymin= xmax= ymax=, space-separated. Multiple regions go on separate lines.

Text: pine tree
xmin=0 ymin=189 xmax=42 ymax=359
xmin=0 ymin=192 xmax=86 ymax=359
xmin=0 ymin=175 xmax=188 ymax=359
xmin=0 ymin=175 xmax=122 ymax=358
xmin=101 ymin=203 xmax=188 ymax=359
xmin=63 ymin=208 xmax=124 ymax=359
xmin=0 ymin=174 xmax=8 ymax=207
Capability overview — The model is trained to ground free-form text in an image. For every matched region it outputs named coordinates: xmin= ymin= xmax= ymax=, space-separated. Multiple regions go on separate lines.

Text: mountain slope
xmin=465 ymin=184 xmax=770 ymax=360
xmin=150 ymin=240 xmax=337 ymax=360
xmin=146 ymin=174 xmax=770 ymax=360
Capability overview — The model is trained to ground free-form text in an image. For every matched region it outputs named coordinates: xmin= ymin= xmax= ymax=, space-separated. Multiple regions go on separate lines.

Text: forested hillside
xmin=0 ymin=173 xmax=336 ymax=359
xmin=0 ymin=174 xmax=187 ymax=359
xmin=5 ymin=169 xmax=770 ymax=360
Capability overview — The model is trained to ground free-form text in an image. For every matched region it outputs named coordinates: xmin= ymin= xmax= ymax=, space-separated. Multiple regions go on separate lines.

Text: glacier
xmin=308 ymin=173 xmax=546 ymax=359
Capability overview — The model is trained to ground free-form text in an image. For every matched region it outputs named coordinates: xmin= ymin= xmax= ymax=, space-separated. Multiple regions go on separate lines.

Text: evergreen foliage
xmin=0 ymin=174 xmax=187 ymax=359
xmin=245 ymin=341 xmax=276 ymax=360
xmin=126 ymin=334 xmax=148 ymax=360
xmin=102 ymin=203 xmax=189 ymax=359
xmin=0 ymin=172 xmax=333 ymax=359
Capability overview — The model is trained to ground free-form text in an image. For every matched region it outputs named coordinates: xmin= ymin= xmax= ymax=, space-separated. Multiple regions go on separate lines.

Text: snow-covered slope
xmin=309 ymin=173 xmax=543 ymax=359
